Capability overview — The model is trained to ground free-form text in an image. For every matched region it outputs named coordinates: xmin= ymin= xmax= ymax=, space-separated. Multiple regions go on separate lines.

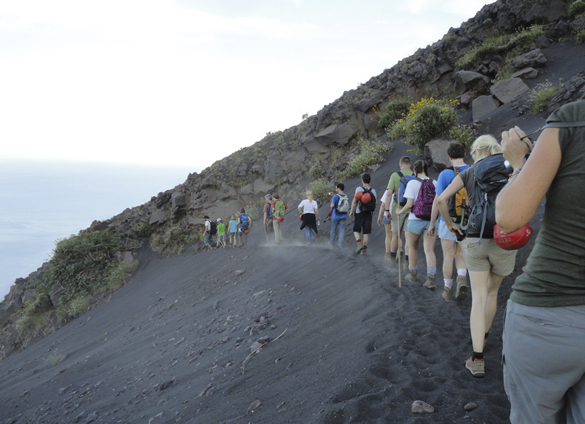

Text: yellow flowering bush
xmin=390 ymin=98 xmax=459 ymax=150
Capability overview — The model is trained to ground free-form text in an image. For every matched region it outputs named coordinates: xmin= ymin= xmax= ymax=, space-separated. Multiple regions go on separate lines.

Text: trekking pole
xmin=397 ymin=213 xmax=407 ymax=288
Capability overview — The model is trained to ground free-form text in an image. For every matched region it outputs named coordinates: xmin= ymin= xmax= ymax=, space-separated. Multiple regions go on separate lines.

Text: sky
xmin=0 ymin=0 xmax=493 ymax=171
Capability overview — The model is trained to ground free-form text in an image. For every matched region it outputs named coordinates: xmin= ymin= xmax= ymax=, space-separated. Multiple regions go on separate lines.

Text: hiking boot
xmin=385 ymin=252 xmax=392 ymax=263
xmin=465 ymin=354 xmax=485 ymax=378
xmin=441 ymin=286 xmax=454 ymax=302
xmin=456 ymin=275 xmax=468 ymax=301
xmin=361 ymin=248 xmax=367 ymax=255
xmin=402 ymin=257 xmax=409 ymax=270
xmin=423 ymin=274 xmax=436 ymax=289
xmin=355 ymin=242 xmax=364 ymax=255
xmin=405 ymin=270 xmax=417 ymax=283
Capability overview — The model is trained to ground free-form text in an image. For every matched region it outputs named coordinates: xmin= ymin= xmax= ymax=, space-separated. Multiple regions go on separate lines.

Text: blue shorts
xmin=407 ymin=219 xmax=431 ymax=235
xmin=438 ymin=220 xmax=457 ymax=241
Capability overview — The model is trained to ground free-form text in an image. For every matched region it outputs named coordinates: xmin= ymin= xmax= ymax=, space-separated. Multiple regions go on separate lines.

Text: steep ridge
xmin=0 ymin=137 xmax=536 ymax=423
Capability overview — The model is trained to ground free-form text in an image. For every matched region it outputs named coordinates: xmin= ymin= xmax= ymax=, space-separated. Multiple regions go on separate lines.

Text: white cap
xmin=217 ymin=218 xmax=222 ymax=222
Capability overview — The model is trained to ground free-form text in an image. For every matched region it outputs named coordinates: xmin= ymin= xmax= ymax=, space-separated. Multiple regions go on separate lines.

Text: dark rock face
xmin=490 ymin=78 xmax=530 ymax=104
xmin=453 ymin=71 xmax=491 ymax=95
xmin=548 ymin=72 xmax=585 ymax=112
xmin=512 ymin=49 xmax=547 ymax=70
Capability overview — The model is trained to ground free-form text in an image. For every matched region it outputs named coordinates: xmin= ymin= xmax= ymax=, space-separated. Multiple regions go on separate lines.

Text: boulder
xmin=548 ymin=71 xmax=585 ymax=112
xmin=510 ymin=67 xmax=539 ymax=80
xmin=253 ymin=178 xmax=275 ymax=195
xmin=425 ymin=139 xmax=452 ymax=171
xmin=490 ymin=78 xmax=529 ymax=104
xmin=472 ymin=95 xmax=499 ymax=121
xmin=314 ymin=124 xmax=354 ymax=147
xmin=171 ymin=192 xmax=186 ymax=209
xmin=115 ymin=251 xmax=135 ymax=265
xmin=453 ymin=71 xmax=490 ymax=95
xmin=512 ymin=49 xmax=547 ymax=70
xmin=459 ymin=91 xmax=480 ymax=107
xmin=302 ymin=136 xmax=327 ymax=153
xmin=239 ymin=183 xmax=254 ymax=196
xmin=149 ymin=209 xmax=168 ymax=226
xmin=49 ymin=284 xmax=64 ymax=308
xmin=264 ymin=154 xmax=285 ymax=183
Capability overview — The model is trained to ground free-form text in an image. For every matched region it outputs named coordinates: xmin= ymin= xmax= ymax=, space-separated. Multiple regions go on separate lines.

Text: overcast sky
xmin=0 ymin=0 xmax=492 ymax=172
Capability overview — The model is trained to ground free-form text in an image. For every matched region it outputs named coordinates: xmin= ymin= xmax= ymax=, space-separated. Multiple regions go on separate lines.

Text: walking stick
xmin=397 ymin=213 xmax=407 ymax=288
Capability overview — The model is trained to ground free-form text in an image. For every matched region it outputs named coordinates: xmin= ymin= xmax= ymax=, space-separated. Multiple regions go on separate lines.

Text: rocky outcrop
xmin=548 ymin=71 xmax=585 ymax=112
xmin=512 ymin=49 xmax=547 ymax=70
xmin=490 ymin=78 xmax=530 ymax=104
xmin=472 ymin=96 xmax=499 ymax=121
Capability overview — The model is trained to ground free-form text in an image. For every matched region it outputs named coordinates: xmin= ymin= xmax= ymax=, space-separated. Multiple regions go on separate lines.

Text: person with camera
xmin=436 ymin=135 xmax=517 ymax=378
xmin=496 ymin=100 xmax=585 ymax=424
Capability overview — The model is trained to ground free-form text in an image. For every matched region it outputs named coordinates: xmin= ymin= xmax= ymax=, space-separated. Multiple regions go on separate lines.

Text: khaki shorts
xmin=391 ymin=212 xmax=408 ymax=234
xmin=460 ymin=237 xmax=516 ymax=275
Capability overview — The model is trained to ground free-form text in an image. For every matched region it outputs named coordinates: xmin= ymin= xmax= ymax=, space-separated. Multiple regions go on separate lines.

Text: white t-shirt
xmin=205 ymin=220 xmax=211 ymax=231
xmin=404 ymin=178 xmax=437 ymax=221
xmin=298 ymin=199 xmax=318 ymax=214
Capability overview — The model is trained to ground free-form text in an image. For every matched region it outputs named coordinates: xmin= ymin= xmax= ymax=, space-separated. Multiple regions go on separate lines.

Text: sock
xmin=390 ymin=252 xmax=396 ymax=258
xmin=363 ymin=246 xmax=368 ymax=250
xmin=444 ymin=279 xmax=453 ymax=289
xmin=404 ymin=255 xmax=409 ymax=263
xmin=472 ymin=351 xmax=484 ymax=361
xmin=409 ymin=266 xmax=417 ymax=272
xmin=457 ymin=269 xmax=467 ymax=277
xmin=357 ymin=239 xmax=362 ymax=243
xmin=427 ymin=266 xmax=437 ymax=275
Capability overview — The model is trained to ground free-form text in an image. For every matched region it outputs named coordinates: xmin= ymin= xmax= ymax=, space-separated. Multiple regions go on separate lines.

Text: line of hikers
xmin=203 ymin=207 xmax=251 ymax=249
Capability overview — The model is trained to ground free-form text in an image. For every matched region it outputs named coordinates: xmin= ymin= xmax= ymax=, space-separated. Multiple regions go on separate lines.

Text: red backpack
xmin=412 ymin=178 xmax=435 ymax=221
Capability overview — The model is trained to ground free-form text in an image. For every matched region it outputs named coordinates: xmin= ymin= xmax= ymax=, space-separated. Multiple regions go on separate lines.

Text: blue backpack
xmin=239 ymin=213 xmax=249 ymax=228
xmin=394 ymin=171 xmax=416 ymax=206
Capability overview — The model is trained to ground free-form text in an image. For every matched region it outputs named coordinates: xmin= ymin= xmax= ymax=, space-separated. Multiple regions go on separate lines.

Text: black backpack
xmin=359 ymin=187 xmax=376 ymax=213
xmin=209 ymin=221 xmax=218 ymax=235
xmin=464 ymin=154 xmax=509 ymax=240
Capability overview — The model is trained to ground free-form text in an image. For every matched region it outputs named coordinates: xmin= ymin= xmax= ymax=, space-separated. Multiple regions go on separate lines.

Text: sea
xmin=0 ymin=160 xmax=196 ymax=300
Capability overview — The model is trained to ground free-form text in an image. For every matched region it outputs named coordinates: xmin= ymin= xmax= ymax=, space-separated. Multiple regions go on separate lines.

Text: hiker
xmin=377 ymin=188 xmax=393 ymax=262
xmin=437 ymin=135 xmax=516 ymax=378
xmin=237 ymin=208 xmax=251 ymax=247
xmin=203 ymin=215 xmax=213 ymax=249
xmin=386 ymin=156 xmax=413 ymax=264
xmin=429 ymin=142 xmax=469 ymax=302
xmin=298 ymin=190 xmax=320 ymax=244
xmin=228 ymin=215 xmax=238 ymax=247
xmin=329 ymin=183 xmax=349 ymax=248
xmin=272 ymin=193 xmax=287 ymax=245
xmin=263 ymin=194 xmax=275 ymax=243
xmin=216 ymin=218 xmax=226 ymax=248
xmin=349 ymin=173 xmax=376 ymax=255
xmin=497 ymin=100 xmax=585 ymax=422
xmin=396 ymin=160 xmax=437 ymax=288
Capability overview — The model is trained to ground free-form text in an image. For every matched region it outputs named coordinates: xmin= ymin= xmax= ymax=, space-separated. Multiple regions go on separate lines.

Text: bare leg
xmin=468 ymin=270 xmax=505 ymax=353
xmin=407 ymin=231 xmax=420 ymax=268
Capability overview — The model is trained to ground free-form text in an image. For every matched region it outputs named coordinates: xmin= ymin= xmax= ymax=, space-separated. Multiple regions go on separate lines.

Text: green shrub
xmin=309 ymin=164 xmax=322 ymax=180
xmin=131 ymin=221 xmax=152 ymax=238
xmin=307 ymin=178 xmax=334 ymax=206
xmin=68 ymin=295 xmax=90 ymax=318
xmin=15 ymin=314 xmax=47 ymax=340
xmin=339 ymin=138 xmax=392 ymax=181
xmin=375 ymin=100 xmax=411 ymax=129
xmin=569 ymin=0 xmax=585 ymax=16
xmin=455 ymin=25 xmax=543 ymax=70
xmin=39 ymin=231 xmax=127 ymax=303
xmin=390 ymin=98 xmax=459 ymax=150
xmin=527 ymin=80 xmax=561 ymax=114
xmin=576 ymin=29 xmax=585 ymax=44
xmin=447 ymin=125 xmax=476 ymax=147
xmin=151 ymin=224 xmax=200 ymax=255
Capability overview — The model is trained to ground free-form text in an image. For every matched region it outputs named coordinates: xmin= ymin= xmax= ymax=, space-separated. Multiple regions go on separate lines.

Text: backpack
xmin=412 ymin=178 xmax=436 ymax=221
xmin=209 ymin=221 xmax=218 ymax=235
xmin=447 ymin=167 xmax=469 ymax=225
xmin=274 ymin=200 xmax=286 ymax=218
xmin=239 ymin=213 xmax=249 ymax=228
xmin=359 ymin=187 xmax=376 ymax=213
xmin=465 ymin=154 xmax=509 ymax=240
xmin=268 ymin=204 xmax=274 ymax=219
xmin=336 ymin=194 xmax=350 ymax=214
xmin=394 ymin=171 xmax=416 ymax=206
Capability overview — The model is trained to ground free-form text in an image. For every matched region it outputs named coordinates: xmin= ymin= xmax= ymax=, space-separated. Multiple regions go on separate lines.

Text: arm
xmin=377 ymin=201 xmax=386 ymax=226
xmin=428 ymin=196 xmax=440 ymax=236
xmin=437 ymin=176 xmax=465 ymax=235
xmin=349 ymin=197 xmax=357 ymax=218
xmin=396 ymin=197 xmax=413 ymax=215
xmin=496 ymin=127 xmax=561 ymax=233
